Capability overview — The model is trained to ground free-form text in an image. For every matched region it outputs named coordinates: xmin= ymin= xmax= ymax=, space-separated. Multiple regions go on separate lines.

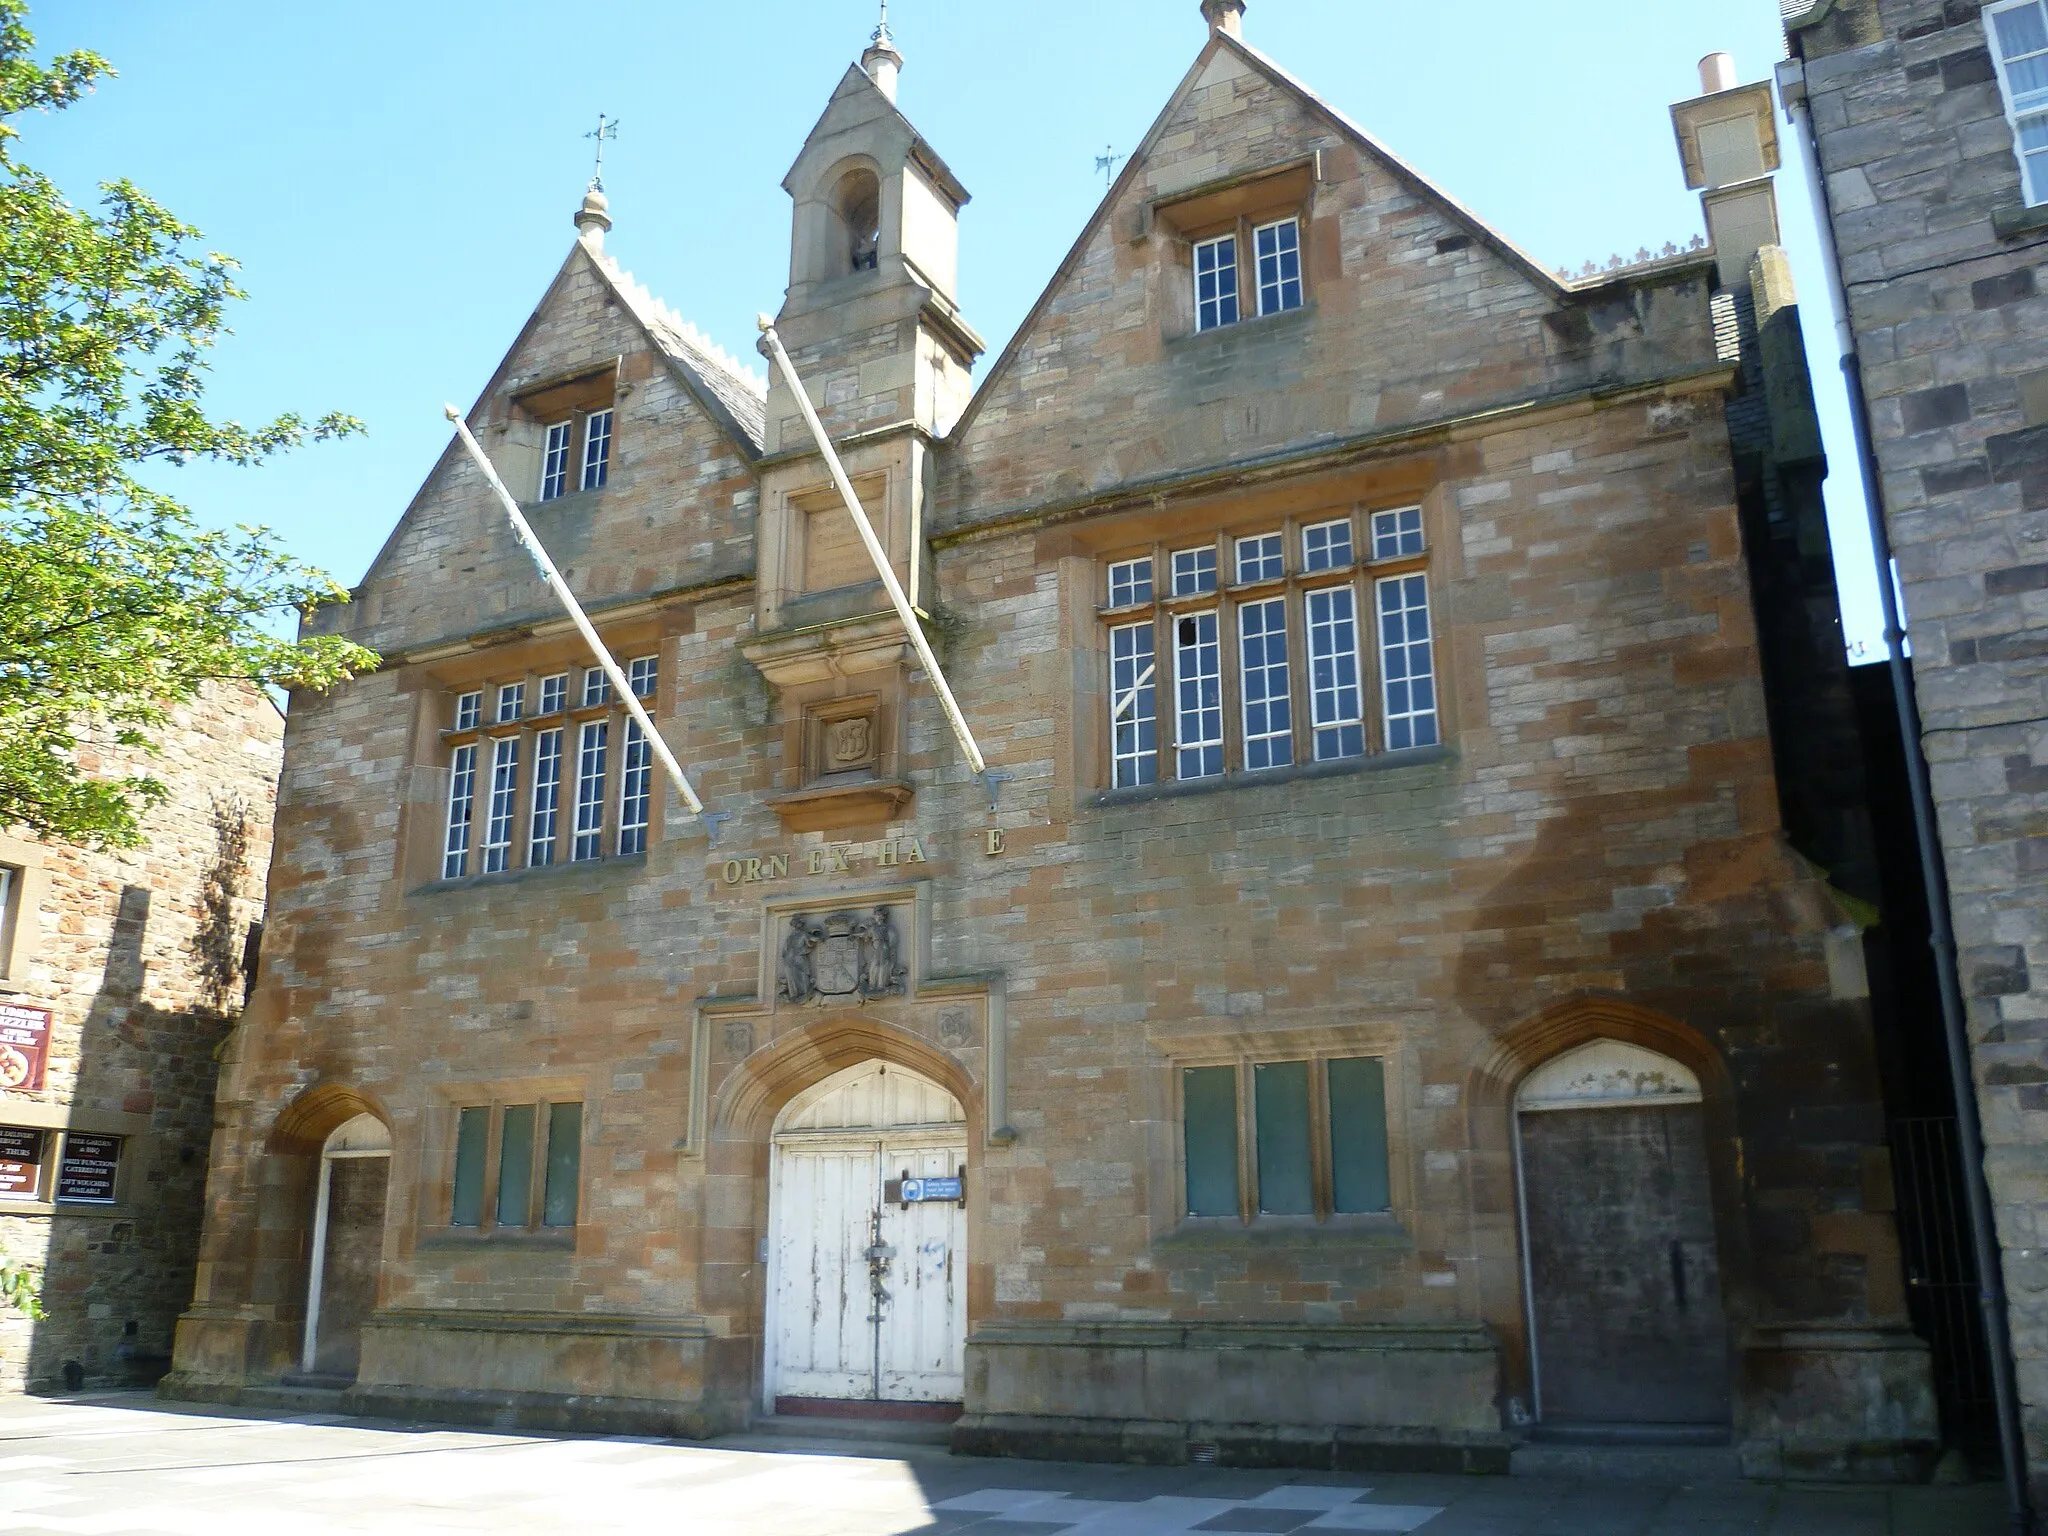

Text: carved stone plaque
xmin=777 ymin=906 xmax=907 ymax=1006
xmin=722 ymin=1020 xmax=754 ymax=1057
xmin=828 ymin=716 xmax=873 ymax=769
xmin=938 ymin=1009 xmax=971 ymax=1048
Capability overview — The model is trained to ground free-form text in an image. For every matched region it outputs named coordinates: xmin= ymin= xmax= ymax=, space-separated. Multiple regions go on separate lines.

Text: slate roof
xmin=591 ymin=250 xmax=768 ymax=455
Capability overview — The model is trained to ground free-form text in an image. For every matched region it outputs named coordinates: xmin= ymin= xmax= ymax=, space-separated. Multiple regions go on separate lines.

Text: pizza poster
xmin=0 ymin=1003 xmax=52 ymax=1093
xmin=0 ymin=1126 xmax=41 ymax=1197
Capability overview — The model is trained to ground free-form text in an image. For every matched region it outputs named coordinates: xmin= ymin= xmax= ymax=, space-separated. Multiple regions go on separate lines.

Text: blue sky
xmin=20 ymin=0 xmax=1886 ymax=657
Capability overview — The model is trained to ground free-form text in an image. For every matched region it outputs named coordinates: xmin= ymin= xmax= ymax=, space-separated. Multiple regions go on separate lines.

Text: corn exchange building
xmin=167 ymin=3 xmax=1951 ymax=1477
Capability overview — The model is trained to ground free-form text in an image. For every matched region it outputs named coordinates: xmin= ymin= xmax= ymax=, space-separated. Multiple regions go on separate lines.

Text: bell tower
xmin=744 ymin=16 xmax=985 ymax=835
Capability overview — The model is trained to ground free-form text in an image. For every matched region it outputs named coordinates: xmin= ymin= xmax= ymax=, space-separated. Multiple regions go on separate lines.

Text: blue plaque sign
xmin=900 ymin=1175 xmax=962 ymax=1204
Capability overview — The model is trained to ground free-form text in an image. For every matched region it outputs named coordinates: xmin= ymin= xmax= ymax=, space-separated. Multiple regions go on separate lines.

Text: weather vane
xmin=873 ymin=0 xmax=893 ymax=47
xmin=584 ymin=113 xmax=620 ymax=192
xmin=1095 ymin=145 xmax=1126 ymax=186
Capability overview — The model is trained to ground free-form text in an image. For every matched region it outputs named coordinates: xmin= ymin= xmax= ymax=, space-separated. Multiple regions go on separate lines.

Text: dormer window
xmin=1153 ymin=158 xmax=1316 ymax=339
xmin=1195 ymin=235 xmax=1240 ymax=331
xmin=509 ymin=363 xmax=619 ymax=503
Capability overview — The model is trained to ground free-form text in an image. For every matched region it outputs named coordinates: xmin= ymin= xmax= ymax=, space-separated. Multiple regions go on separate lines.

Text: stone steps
xmin=1510 ymin=1440 xmax=1745 ymax=1483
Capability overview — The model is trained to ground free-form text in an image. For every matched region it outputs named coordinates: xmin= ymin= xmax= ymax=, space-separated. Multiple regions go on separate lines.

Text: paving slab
xmin=0 ymin=1393 xmax=2010 ymax=1535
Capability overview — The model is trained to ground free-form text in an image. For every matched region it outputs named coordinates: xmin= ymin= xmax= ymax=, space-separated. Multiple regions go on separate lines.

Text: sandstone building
xmin=0 ymin=684 xmax=283 ymax=1392
xmin=1781 ymin=0 xmax=2048 ymax=1499
xmin=167 ymin=4 xmax=1940 ymax=1474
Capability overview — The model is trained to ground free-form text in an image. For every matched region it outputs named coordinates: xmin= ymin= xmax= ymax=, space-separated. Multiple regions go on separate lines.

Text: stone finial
xmin=574 ymin=185 xmax=612 ymax=249
xmin=1202 ymin=0 xmax=1246 ymax=37
xmin=862 ymin=0 xmax=904 ymax=102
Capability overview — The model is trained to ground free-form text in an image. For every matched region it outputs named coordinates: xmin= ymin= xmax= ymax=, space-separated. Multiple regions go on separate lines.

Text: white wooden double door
xmin=768 ymin=1063 xmax=967 ymax=1406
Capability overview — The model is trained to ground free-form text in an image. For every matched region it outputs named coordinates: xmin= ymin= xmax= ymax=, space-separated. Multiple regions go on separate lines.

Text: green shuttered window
xmin=1183 ymin=1057 xmax=1391 ymax=1221
xmin=1182 ymin=1066 xmax=1241 ymax=1218
xmin=1328 ymin=1057 xmax=1391 ymax=1214
xmin=451 ymin=1106 xmax=489 ymax=1227
xmin=448 ymin=1099 xmax=582 ymax=1232
xmin=1254 ymin=1061 xmax=1314 ymax=1215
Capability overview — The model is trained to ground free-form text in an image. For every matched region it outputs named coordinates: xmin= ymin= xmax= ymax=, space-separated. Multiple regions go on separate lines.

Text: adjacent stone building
xmin=166 ymin=4 xmax=1938 ymax=1475
xmin=0 ymin=683 xmax=283 ymax=1392
xmin=1781 ymin=0 xmax=2048 ymax=1494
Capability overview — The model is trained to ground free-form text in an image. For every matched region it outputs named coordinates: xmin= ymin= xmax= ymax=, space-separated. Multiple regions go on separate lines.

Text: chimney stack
xmin=1669 ymin=52 xmax=1782 ymax=282
xmin=1202 ymin=0 xmax=1246 ymax=39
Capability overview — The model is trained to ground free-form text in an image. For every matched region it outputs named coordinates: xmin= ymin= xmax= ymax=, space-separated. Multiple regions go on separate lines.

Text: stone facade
xmin=1786 ymin=0 xmax=2048 ymax=1490
xmin=168 ymin=10 xmax=1934 ymax=1476
xmin=0 ymin=683 xmax=283 ymax=1391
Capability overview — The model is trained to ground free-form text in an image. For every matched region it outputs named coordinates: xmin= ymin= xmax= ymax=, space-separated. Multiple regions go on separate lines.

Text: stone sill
xmin=1094 ymin=744 xmax=1451 ymax=808
xmin=1993 ymin=201 xmax=2048 ymax=239
xmin=416 ymin=1228 xmax=577 ymax=1253
xmin=412 ymin=850 xmax=647 ymax=899
xmin=1156 ymin=1213 xmax=1412 ymax=1251
xmin=764 ymin=778 xmax=915 ymax=834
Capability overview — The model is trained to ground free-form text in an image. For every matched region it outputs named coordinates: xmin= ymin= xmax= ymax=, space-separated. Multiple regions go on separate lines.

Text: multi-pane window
xmin=627 ymin=654 xmax=658 ymax=699
xmin=1181 ymin=1057 xmax=1390 ymax=1222
xmin=1173 ymin=612 xmax=1224 ymax=780
xmin=1378 ymin=575 xmax=1439 ymax=750
xmin=1992 ymin=1 xmax=2048 ymax=205
xmin=1171 ymin=546 xmax=1218 ymax=597
xmin=1306 ymin=586 xmax=1365 ymax=761
xmin=1110 ymin=622 xmax=1159 ymax=790
xmin=1235 ymin=532 xmax=1284 ymax=585
xmin=581 ymin=408 xmax=614 ymax=492
xmin=618 ymin=721 xmax=652 ymax=856
xmin=1254 ymin=217 xmax=1304 ymax=316
xmin=482 ymin=737 xmax=520 ymax=874
xmin=443 ymin=744 xmax=478 ymax=879
xmin=1108 ymin=556 xmax=1154 ymax=608
xmin=1302 ymin=518 xmax=1353 ymax=573
xmin=540 ymin=421 xmax=573 ymax=501
xmin=1099 ymin=508 xmax=1436 ymax=787
xmin=573 ymin=720 xmax=609 ymax=862
xmin=450 ymin=1100 xmax=583 ymax=1231
xmin=1194 ymin=233 xmax=1240 ymax=332
xmin=1371 ymin=507 xmax=1424 ymax=561
xmin=1239 ymin=597 xmax=1292 ymax=771
xmin=439 ymin=651 xmax=661 ymax=881
xmin=529 ymin=728 xmax=563 ymax=868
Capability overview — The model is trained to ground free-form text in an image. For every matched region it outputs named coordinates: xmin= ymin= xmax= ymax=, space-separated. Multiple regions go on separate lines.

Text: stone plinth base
xmin=1735 ymin=1325 xmax=1941 ymax=1482
xmin=958 ymin=1321 xmax=1505 ymax=1469
xmin=162 ymin=1306 xmax=300 ymax=1392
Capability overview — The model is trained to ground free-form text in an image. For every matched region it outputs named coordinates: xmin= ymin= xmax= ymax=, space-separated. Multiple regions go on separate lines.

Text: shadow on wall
xmin=20 ymin=799 xmax=252 ymax=1391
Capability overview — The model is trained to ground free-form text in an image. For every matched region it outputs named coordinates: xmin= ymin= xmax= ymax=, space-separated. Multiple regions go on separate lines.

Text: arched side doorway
xmin=299 ymin=1112 xmax=391 ymax=1381
xmin=1514 ymin=1039 xmax=1732 ymax=1435
xmin=765 ymin=1060 xmax=966 ymax=1413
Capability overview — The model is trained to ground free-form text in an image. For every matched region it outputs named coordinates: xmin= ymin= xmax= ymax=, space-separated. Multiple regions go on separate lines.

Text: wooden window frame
xmin=443 ymin=1097 xmax=584 ymax=1236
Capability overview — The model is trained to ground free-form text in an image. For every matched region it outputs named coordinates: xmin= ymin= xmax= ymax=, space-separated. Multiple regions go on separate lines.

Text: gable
xmin=943 ymin=36 xmax=1715 ymax=529
xmin=341 ymin=249 xmax=760 ymax=657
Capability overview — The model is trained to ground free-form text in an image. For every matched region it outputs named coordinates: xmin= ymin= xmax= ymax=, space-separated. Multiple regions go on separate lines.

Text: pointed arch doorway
xmin=299 ymin=1112 xmax=390 ymax=1381
xmin=765 ymin=1060 xmax=967 ymax=1414
xmin=1514 ymin=1039 xmax=1732 ymax=1434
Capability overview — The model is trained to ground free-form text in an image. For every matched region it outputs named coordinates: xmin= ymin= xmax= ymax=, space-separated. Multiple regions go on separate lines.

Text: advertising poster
xmin=54 ymin=1133 xmax=120 ymax=1204
xmin=0 ymin=1003 xmax=53 ymax=1093
xmin=0 ymin=1126 xmax=41 ymax=1198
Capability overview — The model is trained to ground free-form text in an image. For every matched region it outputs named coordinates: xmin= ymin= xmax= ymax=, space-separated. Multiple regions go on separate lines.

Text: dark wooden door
xmin=1519 ymin=1103 xmax=1730 ymax=1426
xmin=312 ymin=1157 xmax=389 ymax=1378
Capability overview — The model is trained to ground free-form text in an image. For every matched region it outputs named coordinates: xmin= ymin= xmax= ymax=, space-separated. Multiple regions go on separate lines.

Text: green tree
xmin=0 ymin=2 xmax=374 ymax=849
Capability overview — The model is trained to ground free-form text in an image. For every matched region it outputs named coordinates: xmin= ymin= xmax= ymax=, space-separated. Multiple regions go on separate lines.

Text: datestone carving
xmin=777 ymin=906 xmax=908 ymax=1005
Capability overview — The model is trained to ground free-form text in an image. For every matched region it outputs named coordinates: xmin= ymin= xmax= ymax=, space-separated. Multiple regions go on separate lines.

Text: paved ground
xmin=0 ymin=1393 xmax=2008 ymax=1535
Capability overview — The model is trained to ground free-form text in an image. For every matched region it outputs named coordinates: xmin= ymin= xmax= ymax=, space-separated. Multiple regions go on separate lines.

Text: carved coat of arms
xmin=777 ymin=907 xmax=907 ymax=1006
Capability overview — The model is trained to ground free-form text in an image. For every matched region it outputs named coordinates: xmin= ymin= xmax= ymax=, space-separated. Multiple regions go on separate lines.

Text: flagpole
xmin=442 ymin=405 xmax=709 ymax=822
xmin=756 ymin=318 xmax=1004 ymax=806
